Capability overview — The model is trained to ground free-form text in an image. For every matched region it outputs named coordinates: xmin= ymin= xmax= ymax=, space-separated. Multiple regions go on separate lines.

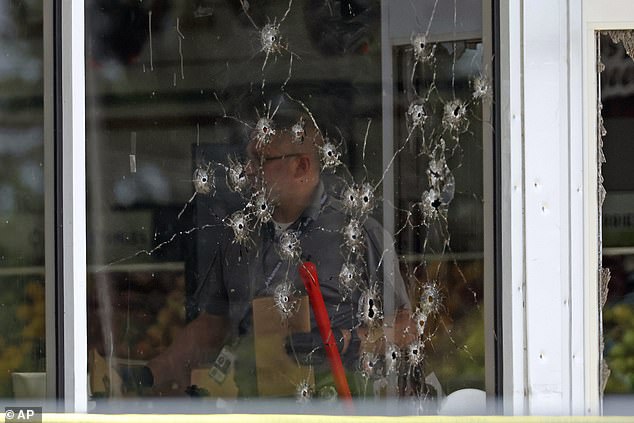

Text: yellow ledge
xmin=3 ymin=415 xmax=632 ymax=423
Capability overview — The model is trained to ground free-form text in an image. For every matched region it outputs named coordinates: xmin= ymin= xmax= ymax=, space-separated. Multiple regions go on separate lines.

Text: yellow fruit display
xmin=604 ymin=303 xmax=634 ymax=393
xmin=0 ymin=279 xmax=46 ymax=398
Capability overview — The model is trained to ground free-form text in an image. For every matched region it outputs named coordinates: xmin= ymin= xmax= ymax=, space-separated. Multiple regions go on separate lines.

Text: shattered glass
xmin=273 ymin=278 xmax=300 ymax=319
xmin=85 ymin=0 xmax=491 ymax=413
xmin=599 ymin=32 xmax=634 ymax=399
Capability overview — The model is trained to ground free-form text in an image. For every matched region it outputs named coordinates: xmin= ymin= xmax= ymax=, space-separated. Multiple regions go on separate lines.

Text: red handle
xmin=299 ymin=261 xmax=353 ymax=407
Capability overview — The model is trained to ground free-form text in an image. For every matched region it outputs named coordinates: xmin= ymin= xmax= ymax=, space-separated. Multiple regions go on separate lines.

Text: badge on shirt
xmin=209 ymin=346 xmax=235 ymax=384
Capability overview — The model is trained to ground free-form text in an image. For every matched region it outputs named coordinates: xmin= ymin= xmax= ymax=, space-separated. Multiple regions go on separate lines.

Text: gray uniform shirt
xmin=197 ymin=181 xmax=410 ymax=337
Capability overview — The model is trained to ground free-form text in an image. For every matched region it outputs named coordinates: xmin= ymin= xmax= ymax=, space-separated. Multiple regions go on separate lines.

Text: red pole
xmin=298 ymin=261 xmax=353 ymax=409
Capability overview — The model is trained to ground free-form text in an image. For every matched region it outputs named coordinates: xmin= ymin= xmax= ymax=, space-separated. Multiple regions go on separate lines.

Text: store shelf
xmin=603 ymin=247 xmax=634 ymax=256
xmin=0 ymin=262 xmax=185 ymax=277
xmin=401 ymin=251 xmax=484 ymax=262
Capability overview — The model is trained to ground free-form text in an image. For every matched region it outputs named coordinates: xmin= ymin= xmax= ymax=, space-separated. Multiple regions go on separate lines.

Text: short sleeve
xmin=194 ymin=243 xmax=230 ymax=317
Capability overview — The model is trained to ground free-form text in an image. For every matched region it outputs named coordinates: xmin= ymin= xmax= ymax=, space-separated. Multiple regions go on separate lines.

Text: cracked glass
xmin=85 ymin=0 xmax=492 ymax=414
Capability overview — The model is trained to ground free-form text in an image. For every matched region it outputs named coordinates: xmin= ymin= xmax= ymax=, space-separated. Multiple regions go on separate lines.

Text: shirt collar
xmin=263 ymin=180 xmax=325 ymax=239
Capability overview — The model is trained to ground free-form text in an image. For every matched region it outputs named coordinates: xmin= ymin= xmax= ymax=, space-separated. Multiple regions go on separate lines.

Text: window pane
xmin=393 ymin=38 xmax=487 ymax=394
xmin=85 ymin=0 xmax=491 ymax=413
xmin=0 ymin=0 xmax=46 ymax=399
xmin=600 ymin=32 xmax=634 ymax=405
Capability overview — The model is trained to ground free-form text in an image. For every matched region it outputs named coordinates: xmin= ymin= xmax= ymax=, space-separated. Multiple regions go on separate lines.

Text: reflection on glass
xmin=0 ymin=1 xmax=45 ymax=399
xmin=600 ymin=33 xmax=634 ymax=398
xmin=86 ymin=0 xmax=489 ymax=413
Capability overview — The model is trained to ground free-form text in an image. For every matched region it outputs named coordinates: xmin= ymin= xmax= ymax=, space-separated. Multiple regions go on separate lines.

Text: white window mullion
xmin=522 ymin=0 xmax=576 ymax=414
xmin=567 ymin=0 xmax=586 ymax=415
xmin=499 ymin=0 xmax=527 ymax=416
xmin=61 ymin=0 xmax=87 ymax=413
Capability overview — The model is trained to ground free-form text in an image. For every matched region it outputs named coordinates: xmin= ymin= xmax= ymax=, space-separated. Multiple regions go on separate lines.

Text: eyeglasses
xmin=247 ymin=152 xmax=303 ymax=165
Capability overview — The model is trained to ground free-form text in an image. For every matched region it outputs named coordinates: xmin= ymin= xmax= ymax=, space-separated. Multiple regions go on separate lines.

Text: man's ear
xmin=294 ymin=155 xmax=310 ymax=179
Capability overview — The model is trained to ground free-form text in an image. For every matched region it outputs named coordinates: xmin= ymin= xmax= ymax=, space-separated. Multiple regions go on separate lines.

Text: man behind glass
xmin=141 ymin=108 xmax=412 ymax=398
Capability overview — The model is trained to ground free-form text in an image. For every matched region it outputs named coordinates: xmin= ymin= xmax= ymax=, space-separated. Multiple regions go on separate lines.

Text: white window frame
xmin=499 ymin=0 xmax=588 ymax=415
xmin=499 ymin=0 xmax=587 ymax=415
xmin=44 ymin=0 xmax=87 ymax=412
xmin=498 ymin=0 xmax=634 ymax=416
xmin=61 ymin=0 xmax=88 ymax=410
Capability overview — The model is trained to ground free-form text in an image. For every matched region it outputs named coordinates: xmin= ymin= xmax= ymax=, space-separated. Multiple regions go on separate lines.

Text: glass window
xmin=599 ymin=32 xmax=634 ymax=408
xmin=85 ymin=0 xmax=492 ymax=414
xmin=0 ymin=0 xmax=46 ymax=399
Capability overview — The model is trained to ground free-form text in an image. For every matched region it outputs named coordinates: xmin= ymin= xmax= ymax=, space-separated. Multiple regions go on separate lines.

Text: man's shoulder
xmin=315 ymin=192 xmax=346 ymax=223
xmin=319 ymin=191 xmax=384 ymax=230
